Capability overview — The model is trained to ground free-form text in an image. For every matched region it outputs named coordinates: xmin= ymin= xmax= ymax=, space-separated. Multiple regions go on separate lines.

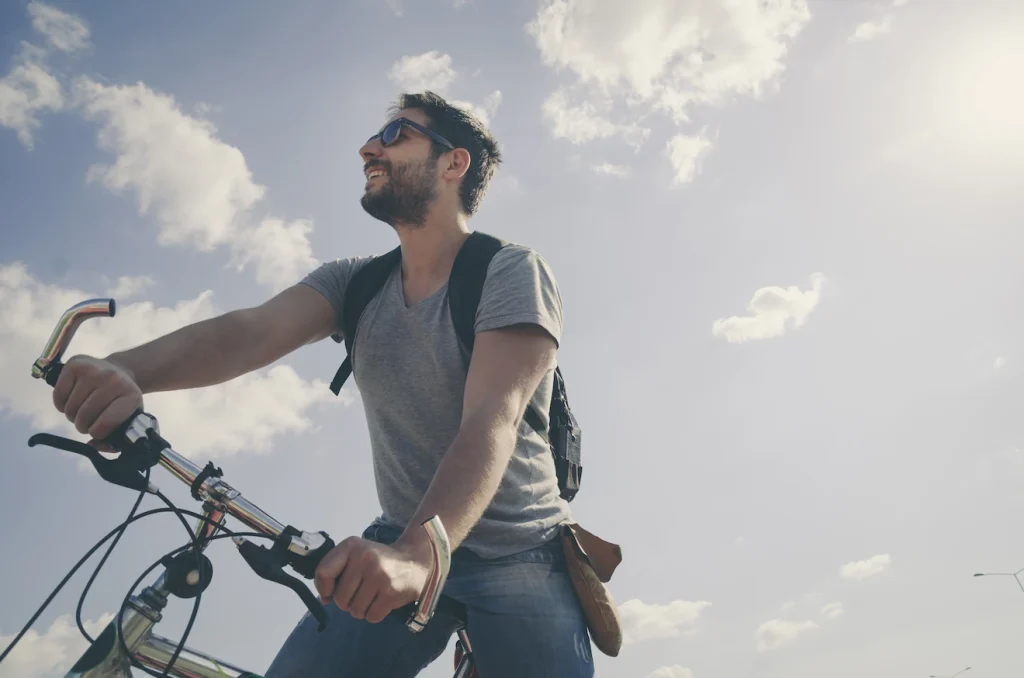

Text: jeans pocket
xmin=508 ymin=538 xmax=563 ymax=565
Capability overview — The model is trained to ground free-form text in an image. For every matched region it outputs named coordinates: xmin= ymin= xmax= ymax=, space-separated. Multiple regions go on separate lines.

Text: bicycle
xmin=0 ymin=297 xmax=479 ymax=677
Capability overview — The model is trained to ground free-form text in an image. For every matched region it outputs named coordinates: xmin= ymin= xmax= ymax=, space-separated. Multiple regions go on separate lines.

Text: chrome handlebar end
xmin=31 ymin=298 xmax=115 ymax=380
xmin=406 ymin=515 xmax=452 ymax=633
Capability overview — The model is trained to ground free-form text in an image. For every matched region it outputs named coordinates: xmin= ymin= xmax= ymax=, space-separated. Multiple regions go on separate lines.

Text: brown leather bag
xmin=560 ymin=523 xmax=624 ymax=657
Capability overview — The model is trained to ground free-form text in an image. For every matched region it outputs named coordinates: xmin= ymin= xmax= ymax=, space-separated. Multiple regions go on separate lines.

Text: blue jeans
xmin=263 ymin=523 xmax=594 ymax=678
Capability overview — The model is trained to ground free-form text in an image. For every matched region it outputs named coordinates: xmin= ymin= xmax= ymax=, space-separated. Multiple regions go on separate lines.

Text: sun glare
xmin=938 ymin=23 xmax=1024 ymax=149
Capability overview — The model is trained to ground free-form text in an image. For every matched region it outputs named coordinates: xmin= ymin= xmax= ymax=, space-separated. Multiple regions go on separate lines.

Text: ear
xmin=441 ymin=148 xmax=472 ymax=180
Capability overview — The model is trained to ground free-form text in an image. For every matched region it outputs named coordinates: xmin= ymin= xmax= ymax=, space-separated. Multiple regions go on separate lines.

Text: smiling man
xmin=49 ymin=90 xmax=591 ymax=676
xmin=264 ymin=93 xmax=593 ymax=676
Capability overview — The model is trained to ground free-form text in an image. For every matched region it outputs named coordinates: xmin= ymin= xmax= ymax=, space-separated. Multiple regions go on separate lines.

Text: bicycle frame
xmin=16 ymin=298 xmax=478 ymax=678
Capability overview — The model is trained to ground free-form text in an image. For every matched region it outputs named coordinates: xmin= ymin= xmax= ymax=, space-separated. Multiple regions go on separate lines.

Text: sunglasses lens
xmin=381 ymin=120 xmax=401 ymax=145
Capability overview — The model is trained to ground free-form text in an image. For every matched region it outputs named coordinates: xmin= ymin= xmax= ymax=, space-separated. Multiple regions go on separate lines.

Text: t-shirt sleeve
xmin=298 ymin=256 xmax=373 ymax=343
xmin=474 ymin=245 xmax=563 ymax=347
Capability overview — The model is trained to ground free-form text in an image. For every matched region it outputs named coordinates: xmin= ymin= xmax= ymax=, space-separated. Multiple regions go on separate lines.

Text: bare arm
xmin=54 ymin=283 xmax=337 ymax=440
xmin=108 ymin=283 xmax=337 ymax=393
xmin=394 ymin=324 xmax=558 ymax=555
xmin=310 ymin=324 xmax=557 ymax=623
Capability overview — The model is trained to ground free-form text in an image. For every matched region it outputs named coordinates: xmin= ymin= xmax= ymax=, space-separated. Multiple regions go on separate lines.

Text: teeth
xmin=368 ymin=170 xmax=385 ymax=179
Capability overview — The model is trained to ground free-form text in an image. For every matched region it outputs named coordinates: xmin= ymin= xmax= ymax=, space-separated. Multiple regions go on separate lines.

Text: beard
xmin=360 ymin=157 xmax=439 ymax=228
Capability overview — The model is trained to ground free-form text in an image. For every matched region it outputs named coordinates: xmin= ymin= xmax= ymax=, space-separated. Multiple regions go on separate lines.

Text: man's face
xmin=359 ymin=109 xmax=443 ymax=227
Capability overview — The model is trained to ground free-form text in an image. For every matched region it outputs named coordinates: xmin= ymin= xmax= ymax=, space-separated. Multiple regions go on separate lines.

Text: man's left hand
xmin=313 ymin=535 xmax=433 ymax=624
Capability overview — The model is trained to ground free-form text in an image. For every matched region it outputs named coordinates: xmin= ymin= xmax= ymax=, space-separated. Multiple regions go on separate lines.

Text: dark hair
xmin=388 ymin=91 xmax=502 ymax=216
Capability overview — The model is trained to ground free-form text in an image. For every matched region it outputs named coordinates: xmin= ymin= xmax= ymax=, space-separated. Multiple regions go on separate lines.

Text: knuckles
xmin=311 ymin=538 xmax=406 ymax=622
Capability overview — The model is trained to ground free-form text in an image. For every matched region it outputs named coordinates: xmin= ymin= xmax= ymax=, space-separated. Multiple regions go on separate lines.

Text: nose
xmin=359 ymin=136 xmax=383 ymax=163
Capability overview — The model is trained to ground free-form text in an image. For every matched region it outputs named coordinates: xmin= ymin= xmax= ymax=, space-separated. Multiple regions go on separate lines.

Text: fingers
xmin=314 ymin=539 xmax=353 ymax=603
xmin=52 ymin=365 xmax=77 ymax=413
xmin=63 ymin=381 xmax=93 ymax=428
xmin=73 ymin=387 xmax=116 ymax=435
xmin=89 ymin=393 xmax=141 ymax=441
xmin=333 ymin=566 xmax=365 ymax=614
xmin=347 ymin=566 xmax=385 ymax=620
xmin=313 ymin=538 xmax=419 ymax=624
xmin=364 ymin=589 xmax=394 ymax=624
xmin=70 ymin=386 xmax=140 ymax=440
xmin=50 ymin=356 xmax=143 ymax=441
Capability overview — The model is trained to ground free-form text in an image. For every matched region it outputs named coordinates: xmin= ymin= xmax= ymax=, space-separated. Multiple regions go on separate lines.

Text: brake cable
xmin=75 ymin=465 xmax=151 ymax=644
xmin=0 ymin=489 xmax=269 ymax=676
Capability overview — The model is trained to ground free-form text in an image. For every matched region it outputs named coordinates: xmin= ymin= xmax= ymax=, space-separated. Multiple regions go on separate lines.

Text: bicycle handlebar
xmin=32 ymin=298 xmax=116 ymax=383
xmin=29 ymin=297 xmax=453 ymax=635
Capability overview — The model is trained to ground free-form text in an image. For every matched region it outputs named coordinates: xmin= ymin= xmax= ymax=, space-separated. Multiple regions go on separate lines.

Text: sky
xmin=1 ymin=0 xmax=1023 ymax=677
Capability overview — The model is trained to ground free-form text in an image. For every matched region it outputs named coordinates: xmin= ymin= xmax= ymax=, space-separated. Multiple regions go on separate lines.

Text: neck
xmin=393 ymin=208 xmax=470 ymax=281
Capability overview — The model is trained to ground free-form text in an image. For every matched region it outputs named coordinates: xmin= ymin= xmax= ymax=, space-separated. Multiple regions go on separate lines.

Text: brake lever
xmin=234 ymin=536 xmax=329 ymax=631
xmin=27 ymin=433 xmax=157 ymax=494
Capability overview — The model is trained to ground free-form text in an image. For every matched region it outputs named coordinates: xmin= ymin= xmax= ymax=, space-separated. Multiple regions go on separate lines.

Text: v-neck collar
xmin=395 ymin=266 xmax=449 ymax=310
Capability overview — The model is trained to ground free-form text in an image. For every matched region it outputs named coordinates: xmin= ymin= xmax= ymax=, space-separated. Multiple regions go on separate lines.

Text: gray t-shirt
xmin=299 ymin=239 xmax=572 ymax=558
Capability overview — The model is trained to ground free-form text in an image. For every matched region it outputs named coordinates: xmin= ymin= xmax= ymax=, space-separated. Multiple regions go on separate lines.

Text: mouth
xmin=365 ymin=168 xmax=387 ymax=181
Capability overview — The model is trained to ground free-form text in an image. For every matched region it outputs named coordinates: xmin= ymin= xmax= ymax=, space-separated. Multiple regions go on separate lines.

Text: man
xmin=50 ymin=91 xmax=594 ymax=676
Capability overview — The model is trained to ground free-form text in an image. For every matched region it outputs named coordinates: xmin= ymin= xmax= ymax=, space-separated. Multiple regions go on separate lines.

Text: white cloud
xmin=483 ymin=90 xmax=502 ymax=116
xmin=227 ymin=217 xmax=318 ymax=291
xmin=0 ymin=263 xmax=342 ymax=460
xmin=452 ymin=89 xmax=503 ymax=126
xmin=848 ymin=16 xmax=892 ymax=43
xmin=666 ymin=132 xmax=713 ymax=185
xmin=145 ymin=363 xmax=338 ymax=458
xmin=592 ymin=162 xmax=631 ymax=177
xmin=388 ymin=51 xmax=457 ymax=93
xmin=72 ymin=77 xmax=317 ymax=292
xmin=75 ymin=77 xmax=263 ymax=251
xmin=755 ymin=618 xmax=818 ymax=652
xmin=648 ymin=667 xmax=694 ymax=678
xmin=821 ymin=602 xmax=844 ymax=619
xmin=27 ymin=1 xmax=90 ymax=53
xmin=388 ymin=55 xmax=501 ymax=129
xmin=619 ymin=598 xmax=711 ymax=645
xmin=0 ymin=613 xmax=112 ymax=678
xmin=105 ymin=275 xmax=155 ymax=301
xmin=840 ymin=554 xmax=892 ymax=580
xmin=541 ymin=88 xmax=650 ymax=148
xmin=0 ymin=44 xmax=64 ymax=148
xmin=527 ymin=0 xmax=811 ymax=129
xmin=711 ymin=272 xmax=826 ymax=344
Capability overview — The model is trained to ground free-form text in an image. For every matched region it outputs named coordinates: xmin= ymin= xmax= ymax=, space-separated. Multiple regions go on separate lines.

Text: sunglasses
xmin=368 ymin=117 xmax=455 ymax=150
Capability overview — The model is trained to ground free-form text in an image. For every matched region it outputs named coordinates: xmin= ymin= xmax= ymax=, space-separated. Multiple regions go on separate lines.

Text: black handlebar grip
xmin=392 ymin=596 xmax=464 ymax=625
xmin=44 ymin=362 xmax=63 ymax=387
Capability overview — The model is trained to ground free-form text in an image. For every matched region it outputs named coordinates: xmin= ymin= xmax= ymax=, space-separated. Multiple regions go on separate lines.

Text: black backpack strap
xmin=329 ymin=247 xmax=401 ymax=395
xmin=448 ymin=232 xmax=548 ymax=443
xmin=448 ymin=232 xmax=505 ymax=357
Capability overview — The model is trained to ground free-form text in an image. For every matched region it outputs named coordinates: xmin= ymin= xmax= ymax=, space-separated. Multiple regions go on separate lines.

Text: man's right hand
xmin=53 ymin=355 xmax=143 ymax=444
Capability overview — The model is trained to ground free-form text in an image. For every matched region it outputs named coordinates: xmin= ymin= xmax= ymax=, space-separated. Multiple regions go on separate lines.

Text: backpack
xmin=327 ymin=231 xmax=583 ymax=502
